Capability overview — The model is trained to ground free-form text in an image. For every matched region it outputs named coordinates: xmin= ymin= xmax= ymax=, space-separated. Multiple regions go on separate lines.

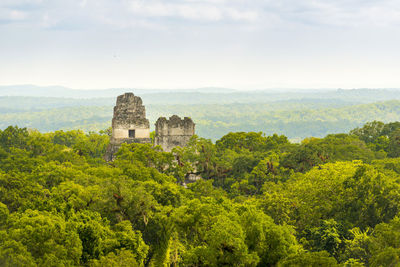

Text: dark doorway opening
xmin=129 ymin=129 xmax=135 ymax=138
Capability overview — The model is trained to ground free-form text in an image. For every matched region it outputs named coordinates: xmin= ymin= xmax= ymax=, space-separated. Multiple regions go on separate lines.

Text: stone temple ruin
xmin=105 ymin=93 xmax=151 ymax=161
xmin=105 ymin=93 xmax=195 ymax=160
xmin=155 ymin=115 xmax=195 ymax=152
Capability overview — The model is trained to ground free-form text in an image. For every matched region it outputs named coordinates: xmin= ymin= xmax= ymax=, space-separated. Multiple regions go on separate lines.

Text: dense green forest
xmin=2 ymin=97 xmax=400 ymax=141
xmin=2 ymin=121 xmax=400 ymax=266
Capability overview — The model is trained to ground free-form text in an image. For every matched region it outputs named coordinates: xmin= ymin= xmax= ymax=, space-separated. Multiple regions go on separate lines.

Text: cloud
xmin=0 ymin=8 xmax=28 ymax=24
xmin=1 ymin=0 xmax=400 ymax=30
xmin=274 ymin=0 xmax=400 ymax=27
xmin=128 ymin=0 xmax=258 ymax=22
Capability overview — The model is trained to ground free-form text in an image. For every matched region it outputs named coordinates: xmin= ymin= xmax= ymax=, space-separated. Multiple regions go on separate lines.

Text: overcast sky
xmin=1 ymin=0 xmax=400 ymax=89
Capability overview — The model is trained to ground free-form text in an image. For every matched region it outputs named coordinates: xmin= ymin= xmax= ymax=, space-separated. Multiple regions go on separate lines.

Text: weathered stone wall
xmin=155 ymin=115 xmax=195 ymax=152
xmin=111 ymin=93 xmax=150 ymax=139
xmin=105 ymin=93 xmax=151 ymax=161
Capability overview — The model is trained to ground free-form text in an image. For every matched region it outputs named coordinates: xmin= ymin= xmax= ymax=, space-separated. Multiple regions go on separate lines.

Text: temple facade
xmin=104 ymin=93 xmax=151 ymax=161
xmin=105 ymin=92 xmax=195 ymax=160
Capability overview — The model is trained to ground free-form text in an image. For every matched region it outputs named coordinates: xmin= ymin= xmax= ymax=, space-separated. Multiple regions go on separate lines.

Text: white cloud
xmin=0 ymin=8 xmax=27 ymax=22
xmin=79 ymin=0 xmax=87 ymax=8
xmin=128 ymin=0 xmax=257 ymax=22
xmin=277 ymin=0 xmax=400 ymax=27
xmin=1 ymin=0 xmax=400 ymax=30
xmin=9 ymin=10 xmax=26 ymax=20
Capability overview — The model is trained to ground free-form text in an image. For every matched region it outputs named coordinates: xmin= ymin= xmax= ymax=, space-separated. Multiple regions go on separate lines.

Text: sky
xmin=1 ymin=0 xmax=400 ymax=90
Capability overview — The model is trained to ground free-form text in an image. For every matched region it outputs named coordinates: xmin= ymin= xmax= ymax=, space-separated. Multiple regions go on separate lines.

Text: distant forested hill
xmin=2 ymin=95 xmax=400 ymax=140
xmin=1 ymin=85 xmax=400 ymax=103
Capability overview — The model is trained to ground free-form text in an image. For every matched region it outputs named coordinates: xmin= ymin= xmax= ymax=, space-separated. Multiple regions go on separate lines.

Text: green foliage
xmin=238 ymin=206 xmax=299 ymax=266
xmin=351 ymin=120 xmax=400 ymax=158
xmin=303 ymin=219 xmax=343 ymax=257
xmin=114 ymin=143 xmax=176 ymax=183
xmin=216 ymin=132 xmax=288 ymax=152
xmin=1 ymin=122 xmax=400 ymax=266
xmin=281 ymin=134 xmax=376 ymax=173
xmin=5 ymin=209 xmax=82 ymax=266
xmin=89 ymin=249 xmax=139 ymax=267
xmin=278 ymin=251 xmax=338 ymax=267
xmin=0 ymin=202 xmax=9 ymax=227
xmin=171 ymin=198 xmax=260 ymax=266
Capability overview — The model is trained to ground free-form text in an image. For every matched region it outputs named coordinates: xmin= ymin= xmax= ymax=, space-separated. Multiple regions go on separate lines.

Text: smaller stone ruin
xmin=155 ymin=115 xmax=195 ymax=152
xmin=105 ymin=93 xmax=151 ymax=161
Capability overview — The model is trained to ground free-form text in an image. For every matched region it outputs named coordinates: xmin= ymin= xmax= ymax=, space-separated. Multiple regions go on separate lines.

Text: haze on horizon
xmin=1 ymin=0 xmax=400 ymax=90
